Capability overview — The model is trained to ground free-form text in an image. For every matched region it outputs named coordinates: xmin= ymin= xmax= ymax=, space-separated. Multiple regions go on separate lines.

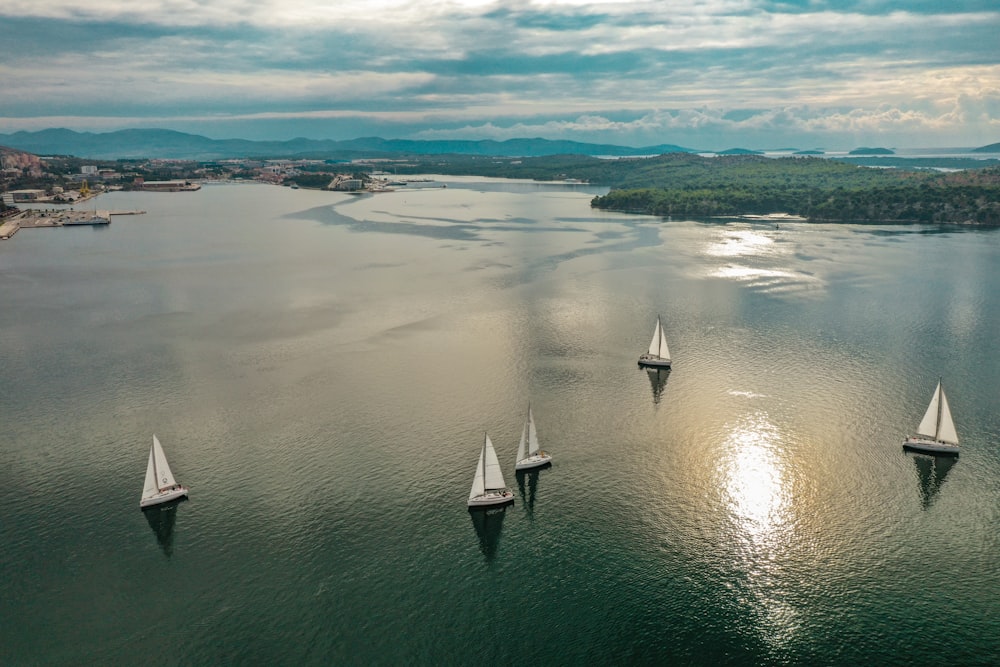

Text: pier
xmin=0 ymin=209 xmax=145 ymax=240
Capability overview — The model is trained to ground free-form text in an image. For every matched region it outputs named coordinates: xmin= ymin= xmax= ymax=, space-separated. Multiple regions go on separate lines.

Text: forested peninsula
xmin=390 ymin=151 xmax=999 ymax=225
xmin=587 ymin=154 xmax=1000 ymax=224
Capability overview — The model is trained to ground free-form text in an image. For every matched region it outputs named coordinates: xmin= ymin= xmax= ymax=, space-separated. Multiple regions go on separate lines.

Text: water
xmin=2 ymin=180 xmax=999 ymax=665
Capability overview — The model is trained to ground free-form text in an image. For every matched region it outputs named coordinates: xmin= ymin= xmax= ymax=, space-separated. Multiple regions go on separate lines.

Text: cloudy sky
xmin=1 ymin=0 xmax=997 ymax=149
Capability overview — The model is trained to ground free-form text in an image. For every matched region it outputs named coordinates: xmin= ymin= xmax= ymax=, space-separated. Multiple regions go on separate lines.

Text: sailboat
xmin=468 ymin=433 xmax=514 ymax=508
xmin=140 ymin=435 xmax=190 ymax=508
xmin=515 ymin=404 xmax=551 ymax=470
xmin=903 ymin=379 xmax=960 ymax=456
xmin=638 ymin=315 xmax=671 ymax=368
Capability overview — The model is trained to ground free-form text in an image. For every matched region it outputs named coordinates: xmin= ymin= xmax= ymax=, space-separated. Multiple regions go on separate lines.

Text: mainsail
xmin=647 ymin=317 xmax=662 ymax=356
xmin=470 ymin=434 xmax=506 ymax=498
xmin=482 ymin=434 xmax=506 ymax=490
xmin=142 ymin=435 xmax=178 ymax=501
xmin=516 ymin=405 xmax=541 ymax=462
xmin=516 ymin=416 xmax=528 ymax=464
xmin=469 ymin=440 xmax=487 ymax=500
xmin=526 ymin=407 xmax=540 ymax=456
xmin=647 ymin=316 xmax=670 ymax=359
xmin=916 ymin=381 xmax=959 ymax=445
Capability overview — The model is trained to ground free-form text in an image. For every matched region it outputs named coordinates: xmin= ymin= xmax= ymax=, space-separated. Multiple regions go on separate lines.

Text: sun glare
xmin=719 ymin=411 xmax=800 ymax=650
xmin=723 ymin=414 xmax=788 ymax=539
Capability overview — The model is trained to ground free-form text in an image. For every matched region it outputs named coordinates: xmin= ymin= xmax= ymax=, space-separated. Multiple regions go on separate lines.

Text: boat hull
xmin=468 ymin=489 xmax=514 ymax=508
xmin=903 ymin=438 xmax=959 ymax=457
xmin=638 ymin=354 xmax=671 ymax=368
xmin=140 ymin=486 xmax=190 ymax=509
xmin=515 ymin=453 xmax=552 ymax=470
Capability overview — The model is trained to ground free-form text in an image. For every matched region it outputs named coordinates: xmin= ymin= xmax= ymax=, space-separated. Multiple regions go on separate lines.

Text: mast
xmin=480 ymin=432 xmax=487 ymax=490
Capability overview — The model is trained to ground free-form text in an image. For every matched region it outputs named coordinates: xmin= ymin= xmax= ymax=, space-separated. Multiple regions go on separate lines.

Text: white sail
xmin=936 ymin=386 xmax=959 ymax=445
xmin=657 ymin=326 xmax=671 ymax=361
xmin=516 ymin=415 xmax=528 ymax=464
xmin=469 ymin=436 xmax=487 ymax=500
xmin=482 ymin=434 xmax=506 ymax=490
xmin=647 ymin=317 xmax=662 ymax=356
xmin=140 ymin=434 xmax=189 ymax=508
xmin=526 ymin=406 xmax=540 ymax=456
xmin=142 ymin=444 xmax=159 ymax=500
xmin=916 ymin=382 xmax=941 ymax=438
xmin=151 ymin=434 xmax=177 ymax=490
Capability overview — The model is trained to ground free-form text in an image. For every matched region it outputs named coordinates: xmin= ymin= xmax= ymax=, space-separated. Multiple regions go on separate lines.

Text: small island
xmin=848 ymin=147 xmax=895 ymax=155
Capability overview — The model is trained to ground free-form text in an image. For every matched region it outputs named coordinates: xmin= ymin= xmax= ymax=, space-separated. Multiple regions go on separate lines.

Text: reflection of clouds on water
xmin=701 ymin=227 xmax=826 ymax=297
xmin=706 ymin=230 xmax=780 ymax=258
xmin=712 ymin=264 xmax=822 ymax=295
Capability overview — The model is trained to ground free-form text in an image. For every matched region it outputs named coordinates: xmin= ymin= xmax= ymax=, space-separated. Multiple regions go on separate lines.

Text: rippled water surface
xmin=2 ymin=180 xmax=999 ymax=664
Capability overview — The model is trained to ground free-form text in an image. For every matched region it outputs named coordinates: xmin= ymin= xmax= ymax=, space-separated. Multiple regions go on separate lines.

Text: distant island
xmin=972 ymin=142 xmax=1000 ymax=153
xmin=849 ymin=147 xmax=895 ymax=155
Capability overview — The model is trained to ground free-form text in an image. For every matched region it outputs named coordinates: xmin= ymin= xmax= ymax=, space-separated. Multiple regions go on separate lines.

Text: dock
xmin=0 ymin=219 xmax=19 ymax=239
xmin=1 ymin=209 xmax=145 ymax=240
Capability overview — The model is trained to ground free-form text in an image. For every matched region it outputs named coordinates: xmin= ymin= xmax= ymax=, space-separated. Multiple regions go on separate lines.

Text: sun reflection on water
xmin=719 ymin=411 xmax=801 ymax=652
xmin=724 ymin=415 xmax=787 ymax=536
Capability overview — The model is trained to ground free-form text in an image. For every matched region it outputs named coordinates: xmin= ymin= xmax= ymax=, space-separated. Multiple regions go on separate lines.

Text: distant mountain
xmin=0 ymin=128 xmax=697 ymax=160
xmin=972 ymin=142 xmax=1000 ymax=153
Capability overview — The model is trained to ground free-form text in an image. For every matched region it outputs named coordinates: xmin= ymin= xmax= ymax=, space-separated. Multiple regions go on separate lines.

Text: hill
xmin=0 ymin=128 xmax=696 ymax=160
xmin=972 ymin=142 xmax=1000 ymax=153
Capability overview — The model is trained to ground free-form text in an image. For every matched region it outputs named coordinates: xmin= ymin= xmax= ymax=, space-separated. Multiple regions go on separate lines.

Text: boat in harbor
xmin=140 ymin=435 xmax=190 ymax=508
xmin=903 ymin=379 xmax=960 ymax=456
xmin=638 ymin=315 xmax=671 ymax=368
xmin=468 ymin=433 xmax=514 ymax=508
xmin=514 ymin=404 xmax=551 ymax=470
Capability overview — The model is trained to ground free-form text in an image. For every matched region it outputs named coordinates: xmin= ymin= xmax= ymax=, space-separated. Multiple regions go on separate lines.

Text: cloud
xmin=0 ymin=1 xmax=997 ymax=146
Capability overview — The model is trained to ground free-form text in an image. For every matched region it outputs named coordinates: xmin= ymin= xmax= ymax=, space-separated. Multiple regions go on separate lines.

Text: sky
xmin=1 ymin=0 xmax=998 ymax=150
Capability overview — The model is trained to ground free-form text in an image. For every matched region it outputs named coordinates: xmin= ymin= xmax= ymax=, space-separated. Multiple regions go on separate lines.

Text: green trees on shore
xmin=588 ymin=155 xmax=1000 ymax=224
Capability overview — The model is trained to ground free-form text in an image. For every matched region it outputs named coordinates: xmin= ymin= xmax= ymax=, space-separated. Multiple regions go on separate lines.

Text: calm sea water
xmin=2 ymin=180 xmax=999 ymax=665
